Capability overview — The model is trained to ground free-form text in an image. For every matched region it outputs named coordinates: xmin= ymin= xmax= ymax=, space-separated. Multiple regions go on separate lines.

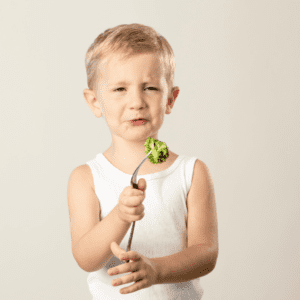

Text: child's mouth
xmin=130 ymin=119 xmax=147 ymax=126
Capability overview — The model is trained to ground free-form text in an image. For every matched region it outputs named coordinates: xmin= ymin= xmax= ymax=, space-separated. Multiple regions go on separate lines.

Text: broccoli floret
xmin=144 ymin=137 xmax=169 ymax=164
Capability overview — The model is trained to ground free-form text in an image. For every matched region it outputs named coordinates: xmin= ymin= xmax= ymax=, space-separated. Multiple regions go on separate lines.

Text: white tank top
xmin=85 ymin=153 xmax=204 ymax=299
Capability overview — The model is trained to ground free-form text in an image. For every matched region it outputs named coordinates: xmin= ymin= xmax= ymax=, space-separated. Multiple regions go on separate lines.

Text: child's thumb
xmin=137 ymin=178 xmax=146 ymax=191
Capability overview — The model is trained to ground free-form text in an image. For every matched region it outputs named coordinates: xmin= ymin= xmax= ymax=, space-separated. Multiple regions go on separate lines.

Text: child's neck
xmin=103 ymin=148 xmax=177 ymax=176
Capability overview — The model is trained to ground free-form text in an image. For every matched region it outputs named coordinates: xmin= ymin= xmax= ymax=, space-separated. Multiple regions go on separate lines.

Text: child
xmin=67 ymin=23 xmax=219 ymax=299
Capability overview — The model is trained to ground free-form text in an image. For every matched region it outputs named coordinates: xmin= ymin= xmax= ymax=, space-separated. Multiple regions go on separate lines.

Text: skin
xmin=108 ymin=241 xmax=158 ymax=294
xmin=83 ymin=52 xmax=181 ymax=293
xmin=83 ymin=52 xmax=180 ymax=173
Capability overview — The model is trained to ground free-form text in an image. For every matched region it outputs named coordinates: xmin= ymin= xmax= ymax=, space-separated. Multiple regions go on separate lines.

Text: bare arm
xmin=74 ymin=205 xmax=131 ymax=272
xmin=150 ymin=244 xmax=217 ymax=284
xmin=151 ymin=159 xmax=219 ymax=284
xmin=67 ymin=165 xmax=131 ymax=272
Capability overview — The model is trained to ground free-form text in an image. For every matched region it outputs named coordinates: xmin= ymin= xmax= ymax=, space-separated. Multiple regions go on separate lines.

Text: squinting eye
xmin=115 ymin=88 xmax=125 ymax=92
xmin=114 ymin=87 xmax=158 ymax=92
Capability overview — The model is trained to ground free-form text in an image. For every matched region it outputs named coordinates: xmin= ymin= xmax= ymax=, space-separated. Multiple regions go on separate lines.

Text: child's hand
xmin=117 ymin=178 xmax=147 ymax=225
xmin=108 ymin=241 xmax=158 ymax=295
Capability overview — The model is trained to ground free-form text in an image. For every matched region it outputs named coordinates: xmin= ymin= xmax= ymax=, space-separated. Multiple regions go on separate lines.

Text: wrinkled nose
xmin=130 ymin=92 xmax=147 ymax=110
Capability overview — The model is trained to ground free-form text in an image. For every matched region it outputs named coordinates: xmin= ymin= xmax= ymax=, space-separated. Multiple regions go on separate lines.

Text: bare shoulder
xmin=74 ymin=164 xmax=95 ymax=191
xmin=186 ymin=159 xmax=218 ymax=254
xmin=67 ymin=164 xmax=99 ymax=214
xmin=67 ymin=164 xmax=101 ymax=257
xmin=188 ymin=159 xmax=215 ymax=202
xmin=194 ymin=159 xmax=213 ymax=179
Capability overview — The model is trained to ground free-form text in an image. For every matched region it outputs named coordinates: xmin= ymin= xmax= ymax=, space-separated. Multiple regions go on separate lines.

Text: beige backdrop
xmin=1 ymin=0 xmax=299 ymax=299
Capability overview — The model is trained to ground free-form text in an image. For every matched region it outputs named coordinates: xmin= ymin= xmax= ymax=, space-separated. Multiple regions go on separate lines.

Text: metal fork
xmin=125 ymin=149 xmax=153 ymax=262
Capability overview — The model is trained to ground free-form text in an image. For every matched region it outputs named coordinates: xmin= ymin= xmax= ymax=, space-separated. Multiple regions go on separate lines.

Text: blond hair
xmin=85 ymin=23 xmax=175 ymax=94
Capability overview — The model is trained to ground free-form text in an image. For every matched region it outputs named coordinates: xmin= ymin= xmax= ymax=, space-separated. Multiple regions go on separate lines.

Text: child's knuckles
xmin=135 ymin=214 xmax=142 ymax=221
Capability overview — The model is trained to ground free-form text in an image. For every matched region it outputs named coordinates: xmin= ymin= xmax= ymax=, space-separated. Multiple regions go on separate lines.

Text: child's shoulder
xmin=67 ymin=164 xmax=101 ymax=257
xmin=70 ymin=164 xmax=95 ymax=192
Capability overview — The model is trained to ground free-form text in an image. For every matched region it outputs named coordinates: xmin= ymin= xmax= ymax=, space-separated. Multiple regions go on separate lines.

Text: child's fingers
xmin=137 ymin=178 xmax=146 ymax=191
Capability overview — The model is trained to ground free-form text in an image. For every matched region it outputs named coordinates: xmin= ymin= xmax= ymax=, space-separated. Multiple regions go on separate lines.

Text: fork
xmin=125 ymin=149 xmax=153 ymax=262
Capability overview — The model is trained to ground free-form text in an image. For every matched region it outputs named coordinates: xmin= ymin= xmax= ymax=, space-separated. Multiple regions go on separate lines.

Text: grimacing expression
xmin=94 ymin=52 xmax=174 ymax=142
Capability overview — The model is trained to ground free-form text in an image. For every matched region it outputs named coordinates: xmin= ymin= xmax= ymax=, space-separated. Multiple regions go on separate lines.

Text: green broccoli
xmin=144 ymin=137 xmax=169 ymax=164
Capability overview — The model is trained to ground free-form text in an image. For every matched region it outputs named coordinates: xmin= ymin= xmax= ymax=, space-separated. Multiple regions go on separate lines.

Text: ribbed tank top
xmin=85 ymin=153 xmax=204 ymax=299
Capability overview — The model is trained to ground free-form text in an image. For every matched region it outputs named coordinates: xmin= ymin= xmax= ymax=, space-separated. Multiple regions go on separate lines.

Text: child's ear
xmin=83 ymin=89 xmax=103 ymax=118
xmin=165 ymin=86 xmax=180 ymax=114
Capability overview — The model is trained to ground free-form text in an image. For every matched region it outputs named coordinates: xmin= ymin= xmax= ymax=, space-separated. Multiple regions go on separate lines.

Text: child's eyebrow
xmin=109 ymin=80 xmax=158 ymax=86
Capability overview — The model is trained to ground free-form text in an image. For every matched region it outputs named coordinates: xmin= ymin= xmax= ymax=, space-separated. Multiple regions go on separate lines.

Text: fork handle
xmin=132 ymin=183 xmax=139 ymax=189
xmin=125 ymin=182 xmax=139 ymax=263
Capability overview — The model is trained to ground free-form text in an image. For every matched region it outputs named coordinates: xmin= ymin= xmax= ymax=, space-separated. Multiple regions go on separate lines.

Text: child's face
xmin=89 ymin=52 xmax=178 ymax=143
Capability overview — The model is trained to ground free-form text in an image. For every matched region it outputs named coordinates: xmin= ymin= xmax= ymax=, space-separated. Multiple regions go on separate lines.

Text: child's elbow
xmin=72 ymin=248 xmax=93 ymax=272
xmin=74 ymin=251 xmax=106 ymax=273
xmin=76 ymin=257 xmax=97 ymax=272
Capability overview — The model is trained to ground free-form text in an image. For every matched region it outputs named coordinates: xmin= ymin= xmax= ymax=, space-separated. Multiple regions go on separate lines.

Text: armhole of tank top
xmin=186 ymin=157 xmax=198 ymax=194
xmin=84 ymin=163 xmax=95 ymax=192
xmin=85 ymin=162 xmax=101 ymax=222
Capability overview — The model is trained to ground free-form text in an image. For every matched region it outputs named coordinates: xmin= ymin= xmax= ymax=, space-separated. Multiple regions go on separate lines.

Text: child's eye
xmin=115 ymin=88 xmax=125 ymax=92
xmin=114 ymin=87 xmax=158 ymax=92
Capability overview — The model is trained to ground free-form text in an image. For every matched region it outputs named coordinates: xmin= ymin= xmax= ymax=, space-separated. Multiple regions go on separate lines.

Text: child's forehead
xmin=101 ymin=52 xmax=164 ymax=79
xmin=107 ymin=51 xmax=162 ymax=67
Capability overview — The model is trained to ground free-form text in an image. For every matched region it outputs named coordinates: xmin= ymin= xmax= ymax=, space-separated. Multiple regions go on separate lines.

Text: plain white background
xmin=1 ymin=0 xmax=299 ymax=299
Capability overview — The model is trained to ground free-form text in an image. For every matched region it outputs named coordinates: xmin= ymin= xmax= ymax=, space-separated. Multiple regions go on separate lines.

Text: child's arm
xmin=106 ymin=160 xmax=219 ymax=294
xmin=67 ymin=165 xmax=131 ymax=272
xmin=151 ymin=159 xmax=219 ymax=283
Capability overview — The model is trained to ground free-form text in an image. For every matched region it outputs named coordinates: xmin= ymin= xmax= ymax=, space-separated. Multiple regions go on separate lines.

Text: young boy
xmin=67 ymin=23 xmax=218 ymax=299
